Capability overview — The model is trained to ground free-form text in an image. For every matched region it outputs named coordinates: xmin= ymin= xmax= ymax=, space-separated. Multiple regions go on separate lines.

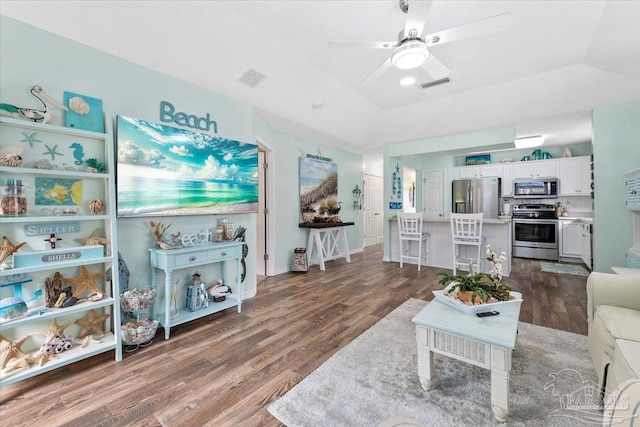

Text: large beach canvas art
xmin=116 ymin=115 xmax=258 ymax=217
xmin=299 ymin=155 xmax=338 ymax=221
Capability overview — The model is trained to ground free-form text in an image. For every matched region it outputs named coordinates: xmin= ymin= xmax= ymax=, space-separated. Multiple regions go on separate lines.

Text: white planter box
xmin=432 ymin=283 xmax=523 ymax=315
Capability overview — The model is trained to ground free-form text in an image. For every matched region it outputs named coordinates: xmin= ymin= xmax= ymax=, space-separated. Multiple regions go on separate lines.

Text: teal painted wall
xmin=592 ymin=100 xmax=640 ymax=272
xmin=0 ymin=16 xmax=363 ymax=292
xmin=252 ymin=111 xmax=363 ymax=272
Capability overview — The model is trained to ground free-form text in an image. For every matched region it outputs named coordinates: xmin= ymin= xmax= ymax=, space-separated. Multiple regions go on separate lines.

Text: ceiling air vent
xmin=237 ymin=68 xmax=267 ymax=89
xmin=420 ymin=77 xmax=451 ymax=89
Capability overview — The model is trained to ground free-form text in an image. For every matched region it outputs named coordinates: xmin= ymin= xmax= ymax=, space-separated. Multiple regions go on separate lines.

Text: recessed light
xmin=311 ymin=101 xmax=324 ymax=109
xmin=400 ymin=76 xmax=416 ymax=86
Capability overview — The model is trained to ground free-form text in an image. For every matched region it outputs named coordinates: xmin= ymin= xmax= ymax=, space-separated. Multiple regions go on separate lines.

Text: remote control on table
xmin=476 ymin=311 xmax=500 ymax=317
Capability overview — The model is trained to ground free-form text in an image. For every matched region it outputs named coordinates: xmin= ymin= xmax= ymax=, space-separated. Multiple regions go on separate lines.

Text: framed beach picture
xmin=299 ymin=155 xmax=338 ymax=221
xmin=465 ymin=154 xmax=491 ymax=165
xmin=115 ymin=115 xmax=258 ymax=217
xmin=64 ymin=91 xmax=105 ymax=133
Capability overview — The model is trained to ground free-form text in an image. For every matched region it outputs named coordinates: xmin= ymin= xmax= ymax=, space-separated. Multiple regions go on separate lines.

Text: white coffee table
xmin=412 ymin=300 xmax=521 ymax=422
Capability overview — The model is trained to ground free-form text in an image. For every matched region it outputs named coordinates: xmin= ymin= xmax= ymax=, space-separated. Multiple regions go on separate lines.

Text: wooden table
xmin=412 ymin=300 xmax=522 ymax=422
xmin=299 ymin=222 xmax=354 ymax=271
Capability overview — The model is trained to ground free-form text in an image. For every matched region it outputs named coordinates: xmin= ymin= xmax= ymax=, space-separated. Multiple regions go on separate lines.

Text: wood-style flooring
xmin=0 ymin=244 xmax=588 ymax=426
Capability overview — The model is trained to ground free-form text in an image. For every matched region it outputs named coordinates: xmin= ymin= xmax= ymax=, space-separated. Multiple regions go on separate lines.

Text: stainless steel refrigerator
xmin=452 ymin=177 xmax=501 ymax=219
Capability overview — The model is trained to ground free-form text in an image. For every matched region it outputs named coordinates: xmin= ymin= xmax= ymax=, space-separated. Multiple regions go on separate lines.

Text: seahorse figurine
xmin=69 ymin=142 xmax=85 ymax=165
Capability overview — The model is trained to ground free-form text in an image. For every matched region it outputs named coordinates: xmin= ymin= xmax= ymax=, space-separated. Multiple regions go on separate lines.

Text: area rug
xmin=268 ymin=299 xmax=601 ymax=427
xmin=540 ymin=262 xmax=590 ymax=276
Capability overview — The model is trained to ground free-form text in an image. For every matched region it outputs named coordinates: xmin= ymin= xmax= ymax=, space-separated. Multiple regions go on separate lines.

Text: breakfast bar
xmin=388 ymin=217 xmax=512 ymax=276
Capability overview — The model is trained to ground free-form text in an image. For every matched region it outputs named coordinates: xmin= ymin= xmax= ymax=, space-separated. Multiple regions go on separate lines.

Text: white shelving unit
xmin=624 ymin=168 xmax=640 ymax=269
xmin=0 ymin=116 xmax=121 ymax=387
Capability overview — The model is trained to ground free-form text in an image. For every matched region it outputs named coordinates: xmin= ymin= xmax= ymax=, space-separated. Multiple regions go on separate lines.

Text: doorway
xmin=422 ymin=169 xmax=445 ymax=220
xmin=256 ymin=138 xmax=275 ymax=279
xmin=364 ymin=174 xmax=384 ymax=246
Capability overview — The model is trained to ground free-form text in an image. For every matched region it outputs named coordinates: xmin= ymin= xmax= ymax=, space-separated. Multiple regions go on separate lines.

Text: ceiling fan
xmin=329 ymin=0 xmax=510 ymax=85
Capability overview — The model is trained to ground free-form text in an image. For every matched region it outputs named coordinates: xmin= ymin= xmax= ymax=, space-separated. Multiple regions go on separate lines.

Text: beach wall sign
xmin=160 ymin=101 xmax=218 ymax=133
xmin=24 ymin=222 xmax=81 ymax=236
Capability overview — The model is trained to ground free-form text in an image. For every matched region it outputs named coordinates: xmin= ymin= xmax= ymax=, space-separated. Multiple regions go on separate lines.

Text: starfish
xmin=0 ymin=333 xmax=30 ymax=369
xmin=20 ymin=131 xmax=42 ymax=147
xmin=34 ymin=318 xmax=77 ymax=343
xmin=0 ymin=236 xmax=26 ymax=263
xmin=42 ymin=144 xmax=63 ymax=160
xmin=75 ymin=309 xmax=110 ymax=338
xmin=3 ymin=354 xmax=34 ymax=373
xmin=30 ymin=351 xmax=56 ymax=367
xmin=62 ymin=266 xmax=105 ymax=298
xmin=74 ymin=228 xmax=110 ymax=247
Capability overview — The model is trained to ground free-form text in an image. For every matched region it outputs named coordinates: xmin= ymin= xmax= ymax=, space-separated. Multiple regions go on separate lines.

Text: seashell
xmin=86 ymin=166 xmax=98 ymax=173
xmin=0 ymin=152 xmax=23 ymax=167
xmin=87 ymin=292 xmax=103 ymax=301
xmin=88 ymin=199 xmax=104 ymax=215
xmin=33 ymin=159 xmax=56 ymax=169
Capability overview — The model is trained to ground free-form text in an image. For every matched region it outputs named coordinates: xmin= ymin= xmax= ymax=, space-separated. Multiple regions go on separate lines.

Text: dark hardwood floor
xmin=0 ymin=244 xmax=588 ymax=426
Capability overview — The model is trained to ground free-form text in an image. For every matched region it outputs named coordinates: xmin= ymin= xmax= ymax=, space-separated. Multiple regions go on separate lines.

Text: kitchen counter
xmin=388 ymin=216 xmax=512 ymax=276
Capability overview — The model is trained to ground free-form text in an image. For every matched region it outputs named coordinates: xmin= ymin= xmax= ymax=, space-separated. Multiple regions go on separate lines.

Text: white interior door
xmin=423 ymin=169 xmax=445 ymax=220
xmin=364 ymin=174 xmax=384 ymax=246
xmin=256 ymin=150 xmax=266 ymax=276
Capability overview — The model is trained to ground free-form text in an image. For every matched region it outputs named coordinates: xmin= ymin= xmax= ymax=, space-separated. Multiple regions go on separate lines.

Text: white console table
xmin=149 ymin=242 xmax=243 ymax=339
xmin=300 ymin=222 xmax=354 ymax=271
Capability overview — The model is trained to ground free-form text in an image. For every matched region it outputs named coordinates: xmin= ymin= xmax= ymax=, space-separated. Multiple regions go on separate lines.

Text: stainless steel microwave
xmin=513 ymin=178 xmax=558 ymax=199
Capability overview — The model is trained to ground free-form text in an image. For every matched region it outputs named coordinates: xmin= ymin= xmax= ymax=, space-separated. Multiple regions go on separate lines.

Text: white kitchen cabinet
xmin=513 ymin=160 xmax=557 ymax=179
xmin=557 ymin=157 xmax=591 ymax=196
xmin=560 ymin=219 xmax=582 ymax=258
xmin=501 ymin=163 xmax=514 ymax=196
xmin=580 ymin=222 xmax=592 ymax=270
xmin=0 ymin=116 xmax=121 ymax=386
xmin=455 ymin=164 xmax=502 ymax=179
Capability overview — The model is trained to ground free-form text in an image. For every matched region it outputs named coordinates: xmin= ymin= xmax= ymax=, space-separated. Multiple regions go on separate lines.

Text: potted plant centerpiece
xmin=437 ymin=245 xmax=511 ymax=305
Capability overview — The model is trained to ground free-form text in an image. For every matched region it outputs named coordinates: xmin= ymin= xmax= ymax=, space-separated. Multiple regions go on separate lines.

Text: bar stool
xmin=397 ymin=212 xmax=430 ymax=271
xmin=451 ymin=213 xmax=484 ymax=274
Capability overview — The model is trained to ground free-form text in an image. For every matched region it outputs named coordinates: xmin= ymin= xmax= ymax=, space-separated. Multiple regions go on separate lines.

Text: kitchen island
xmin=388 ymin=217 xmax=512 ymax=276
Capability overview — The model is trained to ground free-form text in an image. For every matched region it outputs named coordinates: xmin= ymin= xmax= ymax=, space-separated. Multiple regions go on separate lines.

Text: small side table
xmin=299 ymin=222 xmax=354 ymax=271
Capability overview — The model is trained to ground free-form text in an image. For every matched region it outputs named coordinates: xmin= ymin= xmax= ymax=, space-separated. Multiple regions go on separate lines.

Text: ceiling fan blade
xmin=328 ymin=41 xmax=396 ymax=50
xmin=425 ymin=12 xmax=510 ymax=46
xmin=404 ymin=0 xmax=433 ymax=39
xmin=420 ymin=54 xmax=450 ymax=81
xmin=361 ymin=58 xmax=392 ymax=85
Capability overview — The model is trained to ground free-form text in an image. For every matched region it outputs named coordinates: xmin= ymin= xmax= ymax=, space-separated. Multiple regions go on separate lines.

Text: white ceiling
xmin=2 ymin=0 xmax=640 ymax=154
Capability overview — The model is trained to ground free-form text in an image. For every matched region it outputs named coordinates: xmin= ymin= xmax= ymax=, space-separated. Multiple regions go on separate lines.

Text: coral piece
xmin=0 ymin=333 xmax=30 ymax=369
xmin=85 ymin=158 xmax=106 ymax=173
xmin=75 ymin=309 xmax=109 ymax=338
xmin=0 ymin=236 xmax=26 ymax=263
xmin=149 ymin=221 xmax=171 ymax=246
xmin=63 ymin=266 xmax=105 ymax=299
xmin=74 ymin=228 xmax=110 ymax=247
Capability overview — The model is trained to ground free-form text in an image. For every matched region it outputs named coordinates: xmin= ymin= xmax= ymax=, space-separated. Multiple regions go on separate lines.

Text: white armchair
xmin=586 ymin=272 xmax=640 ymax=397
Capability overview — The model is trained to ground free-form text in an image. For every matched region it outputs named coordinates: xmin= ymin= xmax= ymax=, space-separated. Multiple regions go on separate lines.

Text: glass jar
xmin=0 ymin=179 xmax=27 ymax=216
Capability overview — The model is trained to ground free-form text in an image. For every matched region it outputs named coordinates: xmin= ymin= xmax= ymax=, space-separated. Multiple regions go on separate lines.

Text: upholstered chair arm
xmin=586 ymin=272 xmax=640 ymax=323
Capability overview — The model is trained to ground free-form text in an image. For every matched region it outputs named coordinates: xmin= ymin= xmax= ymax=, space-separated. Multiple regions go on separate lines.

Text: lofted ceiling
xmin=2 ymin=0 xmax=640 ymax=154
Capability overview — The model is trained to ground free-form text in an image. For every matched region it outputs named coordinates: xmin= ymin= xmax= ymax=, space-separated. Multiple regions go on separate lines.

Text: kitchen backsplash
xmin=502 ymin=195 xmax=593 ymax=215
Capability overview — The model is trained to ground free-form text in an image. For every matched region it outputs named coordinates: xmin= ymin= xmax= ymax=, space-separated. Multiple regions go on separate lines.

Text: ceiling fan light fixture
xmin=391 ymin=41 xmax=430 ymax=70
xmin=400 ymin=76 xmax=416 ymax=86
xmin=514 ymin=135 xmax=545 ymax=149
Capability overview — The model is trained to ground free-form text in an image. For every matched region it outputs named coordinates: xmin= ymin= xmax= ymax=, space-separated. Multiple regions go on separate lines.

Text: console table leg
xmin=164 ymin=272 xmax=172 ymax=340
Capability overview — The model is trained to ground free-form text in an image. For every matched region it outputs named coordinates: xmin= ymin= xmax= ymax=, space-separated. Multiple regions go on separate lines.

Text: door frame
xmin=256 ymin=137 xmax=276 ymax=276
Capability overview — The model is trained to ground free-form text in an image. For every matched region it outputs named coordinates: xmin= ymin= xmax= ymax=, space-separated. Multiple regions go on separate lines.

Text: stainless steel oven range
xmin=512 ymin=204 xmax=559 ymax=261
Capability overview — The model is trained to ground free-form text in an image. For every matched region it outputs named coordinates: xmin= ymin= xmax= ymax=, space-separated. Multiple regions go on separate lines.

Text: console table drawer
xmin=174 ymin=250 xmax=209 ymax=267
xmin=209 ymin=246 xmax=239 ymax=260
